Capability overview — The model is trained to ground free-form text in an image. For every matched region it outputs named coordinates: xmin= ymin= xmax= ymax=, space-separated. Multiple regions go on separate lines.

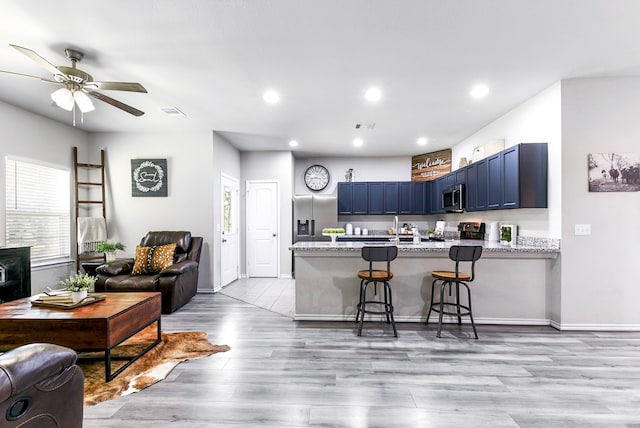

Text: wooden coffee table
xmin=0 ymin=292 xmax=161 ymax=382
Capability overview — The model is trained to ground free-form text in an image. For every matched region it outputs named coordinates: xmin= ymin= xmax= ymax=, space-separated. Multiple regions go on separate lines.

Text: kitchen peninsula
xmin=290 ymin=240 xmax=560 ymax=325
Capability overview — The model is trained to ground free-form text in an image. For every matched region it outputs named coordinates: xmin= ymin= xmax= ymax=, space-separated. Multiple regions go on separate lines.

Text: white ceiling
xmin=1 ymin=0 xmax=640 ymax=157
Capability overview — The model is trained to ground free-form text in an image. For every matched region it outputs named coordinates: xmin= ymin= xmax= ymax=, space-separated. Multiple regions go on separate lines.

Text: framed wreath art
xmin=131 ymin=159 xmax=168 ymax=197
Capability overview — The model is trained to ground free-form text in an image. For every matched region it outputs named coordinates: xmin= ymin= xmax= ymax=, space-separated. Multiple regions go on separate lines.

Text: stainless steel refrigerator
xmin=292 ymin=194 xmax=338 ymax=276
xmin=293 ymin=194 xmax=338 ymax=242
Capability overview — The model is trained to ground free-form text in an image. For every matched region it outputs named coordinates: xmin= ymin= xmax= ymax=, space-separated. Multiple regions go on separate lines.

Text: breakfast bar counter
xmin=290 ymin=240 xmax=560 ymax=325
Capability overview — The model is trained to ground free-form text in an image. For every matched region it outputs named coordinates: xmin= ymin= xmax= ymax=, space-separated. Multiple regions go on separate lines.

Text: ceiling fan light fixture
xmin=73 ymin=90 xmax=95 ymax=113
xmin=51 ymin=87 xmax=74 ymax=111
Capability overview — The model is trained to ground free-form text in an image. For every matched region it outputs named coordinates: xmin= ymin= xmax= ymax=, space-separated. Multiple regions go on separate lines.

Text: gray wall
xmin=560 ymin=77 xmax=640 ymax=327
xmin=0 ymin=100 xmax=90 ymax=293
xmin=240 ymin=151 xmax=293 ymax=278
xmin=89 ymin=131 xmax=215 ymax=291
xmin=212 ymin=131 xmax=241 ymax=291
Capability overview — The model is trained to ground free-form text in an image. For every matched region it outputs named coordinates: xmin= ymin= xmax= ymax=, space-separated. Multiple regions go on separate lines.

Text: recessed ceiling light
xmin=289 ymin=140 xmax=299 ymax=147
xmin=263 ymin=90 xmax=280 ymax=104
xmin=470 ymin=84 xmax=489 ymax=99
xmin=364 ymin=87 xmax=382 ymax=103
xmin=353 ymin=138 xmax=363 ymax=147
xmin=417 ymin=137 xmax=428 ymax=146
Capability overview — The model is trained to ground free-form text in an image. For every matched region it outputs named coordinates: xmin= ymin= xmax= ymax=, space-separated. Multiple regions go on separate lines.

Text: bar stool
xmin=426 ymin=245 xmax=483 ymax=339
xmin=356 ymin=245 xmax=398 ymax=337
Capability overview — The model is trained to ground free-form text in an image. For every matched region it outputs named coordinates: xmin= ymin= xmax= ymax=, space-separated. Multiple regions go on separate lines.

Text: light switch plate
xmin=575 ymin=224 xmax=591 ymax=235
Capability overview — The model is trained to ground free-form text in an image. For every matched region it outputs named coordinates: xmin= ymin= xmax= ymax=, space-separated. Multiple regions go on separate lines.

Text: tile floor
xmin=219 ymin=277 xmax=294 ymax=318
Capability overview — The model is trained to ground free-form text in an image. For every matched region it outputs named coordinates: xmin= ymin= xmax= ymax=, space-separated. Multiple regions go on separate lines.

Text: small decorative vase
xmin=72 ymin=290 xmax=88 ymax=303
xmin=105 ymin=251 xmax=116 ymax=262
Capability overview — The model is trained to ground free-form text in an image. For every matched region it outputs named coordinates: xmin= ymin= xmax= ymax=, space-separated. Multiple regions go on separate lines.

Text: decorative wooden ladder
xmin=73 ymin=147 xmax=106 ymax=272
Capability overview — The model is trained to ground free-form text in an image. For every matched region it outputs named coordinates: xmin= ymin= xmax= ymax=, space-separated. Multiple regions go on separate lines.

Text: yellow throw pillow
xmin=132 ymin=243 xmax=177 ymax=275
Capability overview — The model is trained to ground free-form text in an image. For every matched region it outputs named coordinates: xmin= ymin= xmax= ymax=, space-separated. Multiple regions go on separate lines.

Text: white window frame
xmin=5 ymin=156 xmax=72 ymax=266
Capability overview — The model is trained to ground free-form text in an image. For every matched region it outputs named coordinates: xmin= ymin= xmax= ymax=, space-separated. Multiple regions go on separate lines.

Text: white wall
xmin=240 ymin=151 xmax=293 ymax=278
xmin=88 ymin=131 xmax=215 ymax=291
xmin=452 ymin=82 xmax=562 ymax=239
xmin=212 ymin=131 xmax=241 ymax=291
xmin=560 ymin=77 xmax=640 ymax=327
xmin=0 ymin=101 xmax=90 ymax=293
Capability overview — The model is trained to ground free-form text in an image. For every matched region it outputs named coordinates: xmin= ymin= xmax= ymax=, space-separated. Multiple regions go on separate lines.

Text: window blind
xmin=5 ymin=158 xmax=71 ymax=262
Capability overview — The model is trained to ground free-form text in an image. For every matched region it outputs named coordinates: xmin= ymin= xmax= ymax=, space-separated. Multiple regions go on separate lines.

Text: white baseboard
xmin=551 ymin=321 xmax=640 ymax=331
xmin=293 ymin=314 xmax=550 ymax=325
xmin=279 ymin=273 xmax=293 ymax=279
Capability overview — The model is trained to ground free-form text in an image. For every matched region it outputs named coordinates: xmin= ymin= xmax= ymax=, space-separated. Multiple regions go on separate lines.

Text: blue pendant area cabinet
xmin=338 ymin=181 xmax=431 ymax=215
xmin=468 ymin=142 xmax=547 ymax=211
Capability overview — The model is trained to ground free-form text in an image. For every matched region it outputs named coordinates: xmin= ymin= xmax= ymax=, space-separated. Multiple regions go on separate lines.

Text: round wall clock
xmin=304 ymin=164 xmax=330 ymax=191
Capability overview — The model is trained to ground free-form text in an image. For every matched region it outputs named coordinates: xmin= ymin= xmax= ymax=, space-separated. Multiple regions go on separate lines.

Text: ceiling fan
xmin=0 ymin=44 xmax=147 ymax=117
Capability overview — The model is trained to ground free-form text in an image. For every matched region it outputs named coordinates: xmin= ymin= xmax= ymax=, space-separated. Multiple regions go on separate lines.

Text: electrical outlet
xmin=574 ymin=224 xmax=591 ymax=235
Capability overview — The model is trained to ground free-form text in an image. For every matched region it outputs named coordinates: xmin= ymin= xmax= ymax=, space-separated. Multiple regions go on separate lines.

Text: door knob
xmin=222 ymin=238 xmax=227 ymax=243
xmin=272 ymin=233 xmax=277 ymax=237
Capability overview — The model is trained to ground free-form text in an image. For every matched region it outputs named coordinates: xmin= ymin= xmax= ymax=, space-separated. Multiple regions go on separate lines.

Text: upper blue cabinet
xmin=467 ymin=142 xmax=548 ymax=211
xmin=338 ymin=181 xmax=432 ymax=215
xmin=337 ymin=142 xmax=547 ymax=215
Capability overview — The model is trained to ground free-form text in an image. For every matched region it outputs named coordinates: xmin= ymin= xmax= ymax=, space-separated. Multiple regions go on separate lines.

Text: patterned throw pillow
xmin=132 ymin=243 xmax=177 ymax=275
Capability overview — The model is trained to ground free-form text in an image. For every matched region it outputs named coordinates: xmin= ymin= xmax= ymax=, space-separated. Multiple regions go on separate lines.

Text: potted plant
xmin=97 ymin=242 xmax=125 ymax=262
xmin=60 ymin=272 xmax=96 ymax=303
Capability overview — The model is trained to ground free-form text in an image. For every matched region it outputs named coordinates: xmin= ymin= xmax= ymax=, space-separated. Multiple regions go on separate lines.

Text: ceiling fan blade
xmin=87 ymin=91 xmax=145 ymax=117
xmin=10 ymin=44 xmax=65 ymax=78
xmin=0 ymin=69 xmax=59 ymax=83
xmin=87 ymin=81 xmax=147 ymax=93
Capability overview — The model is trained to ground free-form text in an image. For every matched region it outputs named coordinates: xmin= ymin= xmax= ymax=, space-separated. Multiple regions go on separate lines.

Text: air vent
xmin=354 ymin=122 xmax=375 ymax=130
xmin=159 ymin=107 xmax=186 ymax=117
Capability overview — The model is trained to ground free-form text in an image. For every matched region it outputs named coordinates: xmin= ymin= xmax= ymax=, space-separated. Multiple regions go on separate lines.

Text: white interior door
xmin=246 ymin=180 xmax=279 ymax=277
xmin=221 ymin=174 xmax=239 ymax=287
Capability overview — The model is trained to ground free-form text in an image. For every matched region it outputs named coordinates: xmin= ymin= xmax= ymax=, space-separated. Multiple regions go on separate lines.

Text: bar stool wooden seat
xmin=426 ymin=245 xmax=483 ymax=339
xmin=356 ymin=245 xmax=398 ymax=337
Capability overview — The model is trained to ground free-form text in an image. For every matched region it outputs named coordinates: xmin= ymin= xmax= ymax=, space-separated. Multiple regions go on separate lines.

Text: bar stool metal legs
xmin=355 ymin=245 xmax=398 ymax=338
xmin=426 ymin=279 xmax=478 ymax=339
xmin=426 ymin=245 xmax=483 ymax=339
xmin=356 ymin=279 xmax=397 ymax=337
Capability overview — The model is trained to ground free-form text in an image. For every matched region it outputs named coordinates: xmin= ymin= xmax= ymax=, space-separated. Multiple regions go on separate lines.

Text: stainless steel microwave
xmin=442 ymin=184 xmax=464 ymax=213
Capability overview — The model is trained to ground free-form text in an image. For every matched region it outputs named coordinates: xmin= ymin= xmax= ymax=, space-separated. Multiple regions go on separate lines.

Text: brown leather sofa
xmin=95 ymin=231 xmax=203 ymax=314
xmin=0 ymin=343 xmax=84 ymax=428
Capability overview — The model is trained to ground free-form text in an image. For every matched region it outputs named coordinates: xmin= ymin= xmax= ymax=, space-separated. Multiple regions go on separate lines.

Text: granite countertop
xmin=290 ymin=238 xmax=560 ymax=255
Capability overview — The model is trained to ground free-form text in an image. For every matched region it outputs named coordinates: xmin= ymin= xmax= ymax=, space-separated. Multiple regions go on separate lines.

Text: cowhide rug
xmin=81 ymin=326 xmax=230 ymax=406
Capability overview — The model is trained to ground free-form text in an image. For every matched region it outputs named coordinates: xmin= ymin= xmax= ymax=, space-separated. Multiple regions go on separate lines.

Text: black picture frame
xmin=131 ymin=159 xmax=168 ymax=197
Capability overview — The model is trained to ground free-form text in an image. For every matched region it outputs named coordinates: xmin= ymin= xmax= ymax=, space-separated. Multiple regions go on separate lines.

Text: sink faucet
xmin=392 ymin=216 xmax=400 ymax=245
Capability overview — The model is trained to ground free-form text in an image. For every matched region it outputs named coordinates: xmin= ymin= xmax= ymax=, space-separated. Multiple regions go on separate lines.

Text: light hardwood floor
xmin=84 ymin=279 xmax=640 ymax=427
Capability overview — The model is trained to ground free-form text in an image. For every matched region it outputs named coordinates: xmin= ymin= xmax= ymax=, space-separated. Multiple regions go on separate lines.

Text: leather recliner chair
xmin=0 ymin=343 xmax=84 ymax=428
xmin=95 ymin=231 xmax=203 ymax=314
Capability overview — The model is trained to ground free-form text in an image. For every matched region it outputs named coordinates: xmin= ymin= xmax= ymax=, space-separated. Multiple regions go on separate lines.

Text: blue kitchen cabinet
xmin=337 ymin=182 xmax=352 ymax=215
xmin=383 ymin=182 xmax=399 ymax=214
xmin=465 ymin=159 xmax=488 ymax=211
xmin=485 ymin=143 xmax=548 ymax=210
xmin=367 ymin=182 xmax=384 ymax=214
xmin=398 ymin=181 xmax=413 ymax=214
xmin=486 ymin=152 xmax=502 ymax=209
xmin=430 ymin=178 xmax=445 ymax=214
xmin=352 ymin=182 xmax=368 ymax=214
xmin=411 ymin=181 xmax=429 ymax=214
xmin=501 ymin=145 xmax=520 ymax=208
